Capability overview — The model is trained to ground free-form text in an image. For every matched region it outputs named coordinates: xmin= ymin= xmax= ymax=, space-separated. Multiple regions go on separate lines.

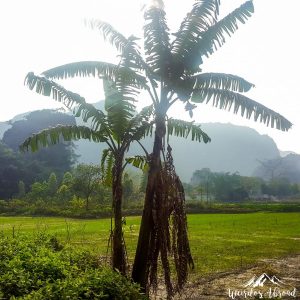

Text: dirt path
xmin=152 ymin=255 xmax=300 ymax=299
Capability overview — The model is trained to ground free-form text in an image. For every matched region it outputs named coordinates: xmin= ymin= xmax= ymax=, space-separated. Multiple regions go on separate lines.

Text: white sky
xmin=1 ymin=0 xmax=300 ymax=153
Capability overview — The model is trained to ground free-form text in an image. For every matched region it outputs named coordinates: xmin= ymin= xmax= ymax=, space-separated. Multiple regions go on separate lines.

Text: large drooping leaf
xmin=167 ymin=118 xmax=211 ymax=143
xmin=86 ymin=20 xmax=129 ymax=52
xmin=191 ymin=88 xmax=292 ymax=131
xmin=25 ymin=72 xmax=107 ymax=131
xmin=25 ymin=72 xmax=86 ymax=108
xmin=41 ymin=61 xmax=148 ymax=91
xmin=87 ymin=20 xmax=146 ymax=72
xmin=193 ymin=73 xmax=255 ymax=92
xmin=121 ymin=105 xmax=154 ymax=148
xmin=100 ymin=148 xmax=114 ymax=187
xmin=172 ymin=0 xmax=220 ymax=72
xmin=196 ymin=1 xmax=254 ymax=60
xmin=115 ymin=40 xmax=143 ymax=104
xmin=42 ymin=61 xmax=117 ymax=80
xmin=103 ymin=80 xmax=136 ymax=143
xmin=144 ymin=4 xmax=171 ymax=76
xmin=125 ymin=155 xmax=148 ymax=171
xmin=20 ymin=125 xmax=106 ymax=153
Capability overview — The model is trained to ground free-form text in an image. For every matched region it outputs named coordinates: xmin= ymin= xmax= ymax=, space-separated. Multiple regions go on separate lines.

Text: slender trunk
xmin=132 ymin=113 xmax=166 ymax=290
xmin=85 ymin=196 xmax=89 ymax=211
xmin=112 ymin=157 xmax=126 ymax=275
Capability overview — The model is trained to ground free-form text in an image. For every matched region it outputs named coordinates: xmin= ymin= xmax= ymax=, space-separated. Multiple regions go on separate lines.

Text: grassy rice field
xmin=1 ymin=213 xmax=300 ymax=278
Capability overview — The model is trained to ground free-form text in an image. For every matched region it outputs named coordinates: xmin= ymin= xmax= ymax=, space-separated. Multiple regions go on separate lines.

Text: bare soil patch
xmin=152 ymin=255 xmax=300 ymax=299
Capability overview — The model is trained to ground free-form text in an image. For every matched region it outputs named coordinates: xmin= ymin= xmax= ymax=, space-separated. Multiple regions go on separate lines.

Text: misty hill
xmin=1 ymin=109 xmax=76 ymax=179
xmin=72 ymin=102 xmax=280 ymax=181
xmin=0 ymin=105 xmax=283 ymax=182
xmin=0 ymin=112 xmax=30 ymax=139
xmin=0 ymin=122 xmax=12 ymax=140
xmin=0 ymin=110 xmax=77 ymax=199
xmin=169 ymin=123 xmax=280 ymax=181
xmin=3 ymin=110 xmax=76 ymax=151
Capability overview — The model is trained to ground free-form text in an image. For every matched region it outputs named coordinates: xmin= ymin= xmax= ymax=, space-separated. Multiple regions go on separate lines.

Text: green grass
xmin=1 ymin=213 xmax=300 ymax=278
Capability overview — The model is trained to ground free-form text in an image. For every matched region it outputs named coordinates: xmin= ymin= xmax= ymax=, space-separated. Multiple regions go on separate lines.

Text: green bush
xmin=23 ymin=269 xmax=145 ymax=299
xmin=0 ymin=234 xmax=145 ymax=299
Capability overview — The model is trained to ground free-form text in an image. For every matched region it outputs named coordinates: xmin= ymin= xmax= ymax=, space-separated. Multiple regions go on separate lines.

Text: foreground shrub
xmin=0 ymin=234 xmax=145 ymax=299
xmin=23 ymin=269 xmax=145 ymax=299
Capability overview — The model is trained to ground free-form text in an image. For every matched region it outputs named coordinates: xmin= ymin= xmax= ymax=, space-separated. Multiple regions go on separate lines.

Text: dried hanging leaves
xmin=148 ymin=144 xmax=194 ymax=299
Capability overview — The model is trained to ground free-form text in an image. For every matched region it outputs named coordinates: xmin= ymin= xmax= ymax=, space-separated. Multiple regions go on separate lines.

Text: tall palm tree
xmin=22 ymin=0 xmax=292 ymax=295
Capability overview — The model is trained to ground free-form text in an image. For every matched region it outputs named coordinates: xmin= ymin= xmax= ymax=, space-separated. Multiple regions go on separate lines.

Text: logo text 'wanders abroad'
xmin=228 ymin=273 xmax=297 ymax=299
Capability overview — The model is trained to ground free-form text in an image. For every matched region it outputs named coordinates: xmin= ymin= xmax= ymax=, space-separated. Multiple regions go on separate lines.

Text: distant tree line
xmin=0 ymin=163 xmax=141 ymax=218
xmin=185 ymin=168 xmax=300 ymax=202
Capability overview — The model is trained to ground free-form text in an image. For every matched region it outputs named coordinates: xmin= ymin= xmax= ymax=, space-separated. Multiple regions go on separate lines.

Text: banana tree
xmin=22 ymin=73 xmax=209 ymax=276
xmin=22 ymin=0 xmax=292 ymax=295
xmin=131 ymin=0 xmax=293 ymax=294
xmin=21 ymin=76 xmax=152 ymax=274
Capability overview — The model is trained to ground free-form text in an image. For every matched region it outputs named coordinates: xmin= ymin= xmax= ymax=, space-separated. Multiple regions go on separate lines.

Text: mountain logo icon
xmin=243 ymin=273 xmax=284 ymax=288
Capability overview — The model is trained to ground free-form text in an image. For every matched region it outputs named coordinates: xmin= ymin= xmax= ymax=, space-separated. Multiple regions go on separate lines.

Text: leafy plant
xmin=0 ymin=234 xmax=145 ymax=300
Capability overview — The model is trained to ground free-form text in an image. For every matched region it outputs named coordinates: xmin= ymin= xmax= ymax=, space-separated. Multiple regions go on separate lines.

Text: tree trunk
xmin=85 ymin=196 xmax=89 ymax=211
xmin=132 ymin=113 xmax=166 ymax=290
xmin=112 ymin=158 xmax=126 ymax=275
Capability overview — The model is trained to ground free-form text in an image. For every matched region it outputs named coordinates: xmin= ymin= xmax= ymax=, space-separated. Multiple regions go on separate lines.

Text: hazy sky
xmin=1 ymin=0 xmax=300 ymax=153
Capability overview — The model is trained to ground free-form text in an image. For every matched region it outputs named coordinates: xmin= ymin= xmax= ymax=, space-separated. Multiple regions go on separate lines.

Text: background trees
xmin=0 ymin=142 xmax=26 ymax=199
xmin=0 ymin=110 xmax=77 ymax=200
xmin=72 ymin=164 xmax=102 ymax=211
xmin=188 ymin=168 xmax=299 ymax=202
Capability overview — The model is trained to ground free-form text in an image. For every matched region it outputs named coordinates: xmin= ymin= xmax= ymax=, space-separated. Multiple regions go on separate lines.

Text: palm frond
xmin=172 ymin=0 xmax=220 ymax=72
xmin=131 ymin=121 xmax=155 ymax=144
xmin=87 ymin=20 xmax=146 ymax=72
xmin=103 ymin=80 xmax=136 ymax=143
xmin=41 ymin=61 xmax=148 ymax=90
xmin=121 ymin=105 xmax=154 ymax=147
xmin=100 ymin=148 xmax=114 ymax=187
xmin=86 ymin=20 xmax=128 ymax=52
xmin=125 ymin=155 xmax=148 ymax=171
xmin=167 ymin=118 xmax=211 ymax=143
xmin=193 ymin=73 xmax=254 ymax=92
xmin=115 ymin=41 xmax=143 ymax=104
xmin=20 ymin=125 xmax=106 ymax=153
xmin=196 ymin=1 xmax=254 ymax=59
xmin=25 ymin=72 xmax=107 ymax=131
xmin=137 ymin=104 xmax=154 ymax=120
xmin=42 ymin=61 xmax=117 ymax=80
xmin=128 ymin=105 xmax=154 ymax=133
xmin=144 ymin=4 xmax=171 ymax=76
xmin=191 ymin=88 xmax=292 ymax=131
xmin=25 ymin=72 xmax=86 ymax=108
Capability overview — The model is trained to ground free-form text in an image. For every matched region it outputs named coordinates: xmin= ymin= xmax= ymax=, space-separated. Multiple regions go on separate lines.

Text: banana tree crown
xmin=24 ymin=0 xmax=292 ymax=136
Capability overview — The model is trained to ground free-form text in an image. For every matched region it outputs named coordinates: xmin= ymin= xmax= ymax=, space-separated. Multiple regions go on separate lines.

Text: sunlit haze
xmin=1 ymin=0 xmax=299 ymax=153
